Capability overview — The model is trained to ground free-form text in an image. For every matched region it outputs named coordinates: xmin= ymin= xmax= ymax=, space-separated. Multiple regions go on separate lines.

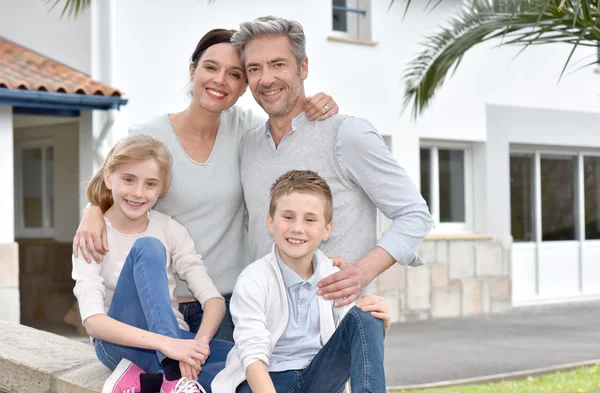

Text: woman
xmin=73 ymin=28 xmax=339 ymax=342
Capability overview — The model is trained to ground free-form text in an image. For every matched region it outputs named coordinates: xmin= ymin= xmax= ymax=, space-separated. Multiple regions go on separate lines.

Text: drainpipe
xmin=91 ymin=0 xmax=117 ymax=166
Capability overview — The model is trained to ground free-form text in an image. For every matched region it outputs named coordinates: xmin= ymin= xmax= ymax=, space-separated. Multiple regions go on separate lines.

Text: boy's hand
xmin=357 ymin=294 xmax=390 ymax=333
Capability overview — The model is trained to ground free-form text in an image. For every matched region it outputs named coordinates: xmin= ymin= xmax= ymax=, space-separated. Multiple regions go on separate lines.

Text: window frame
xmin=330 ymin=0 xmax=371 ymax=41
xmin=420 ymin=140 xmax=474 ymax=233
xmin=14 ymin=139 xmax=55 ymax=239
xmin=511 ymin=145 xmax=600 ymax=244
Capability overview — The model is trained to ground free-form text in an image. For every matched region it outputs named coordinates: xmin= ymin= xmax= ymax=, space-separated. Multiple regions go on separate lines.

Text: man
xmin=232 ymin=16 xmax=434 ymax=307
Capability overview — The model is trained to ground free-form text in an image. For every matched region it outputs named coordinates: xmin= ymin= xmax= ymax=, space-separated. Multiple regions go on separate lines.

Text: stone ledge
xmin=0 ymin=320 xmax=108 ymax=393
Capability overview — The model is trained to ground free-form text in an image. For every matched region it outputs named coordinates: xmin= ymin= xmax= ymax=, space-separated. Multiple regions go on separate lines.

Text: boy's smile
xmin=267 ymin=190 xmax=333 ymax=276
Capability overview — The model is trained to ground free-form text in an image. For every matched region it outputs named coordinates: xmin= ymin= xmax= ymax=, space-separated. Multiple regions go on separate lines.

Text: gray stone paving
xmin=384 ymin=300 xmax=600 ymax=387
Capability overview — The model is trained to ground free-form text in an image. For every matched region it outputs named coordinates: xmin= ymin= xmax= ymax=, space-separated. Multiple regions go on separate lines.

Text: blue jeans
xmin=93 ymin=237 xmax=233 ymax=391
xmin=235 ymin=306 xmax=386 ymax=393
xmin=180 ymin=294 xmax=234 ymax=342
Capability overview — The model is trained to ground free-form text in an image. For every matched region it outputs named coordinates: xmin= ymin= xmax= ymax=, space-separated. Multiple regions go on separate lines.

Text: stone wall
xmin=0 ymin=320 xmax=106 ymax=393
xmin=374 ymin=236 xmax=512 ymax=323
xmin=0 ymin=242 xmax=19 ymax=323
xmin=18 ymin=239 xmax=75 ymax=329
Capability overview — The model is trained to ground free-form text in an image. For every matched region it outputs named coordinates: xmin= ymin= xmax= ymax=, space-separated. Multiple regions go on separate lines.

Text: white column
xmin=0 ymin=107 xmax=14 ymax=243
xmin=78 ymin=111 xmax=94 ymax=220
xmin=0 ymin=106 xmax=20 ymax=323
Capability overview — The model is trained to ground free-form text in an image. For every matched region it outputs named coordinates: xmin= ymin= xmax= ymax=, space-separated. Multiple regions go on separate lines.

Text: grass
xmin=388 ymin=365 xmax=600 ymax=393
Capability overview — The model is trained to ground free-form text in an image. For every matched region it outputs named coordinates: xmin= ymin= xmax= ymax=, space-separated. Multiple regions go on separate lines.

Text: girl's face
xmin=190 ymin=43 xmax=247 ymax=114
xmin=104 ymin=158 xmax=163 ymax=227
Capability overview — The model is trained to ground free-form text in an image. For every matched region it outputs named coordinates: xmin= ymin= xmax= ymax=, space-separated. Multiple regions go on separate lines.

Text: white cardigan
xmin=211 ymin=246 xmax=353 ymax=393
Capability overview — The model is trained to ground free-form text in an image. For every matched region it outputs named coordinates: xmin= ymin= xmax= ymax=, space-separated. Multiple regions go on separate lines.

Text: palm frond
xmin=45 ymin=0 xmax=93 ymax=19
xmin=403 ymin=0 xmax=600 ymax=119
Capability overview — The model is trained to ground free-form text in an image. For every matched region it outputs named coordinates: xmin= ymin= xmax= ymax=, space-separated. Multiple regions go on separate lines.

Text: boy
xmin=211 ymin=170 xmax=390 ymax=393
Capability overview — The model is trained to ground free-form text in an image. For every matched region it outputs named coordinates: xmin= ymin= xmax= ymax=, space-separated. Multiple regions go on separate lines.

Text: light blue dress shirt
xmin=269 ymin=247 xmax=322 ymax=372
xmin=265 ymin=114 xmax=433 ymax=266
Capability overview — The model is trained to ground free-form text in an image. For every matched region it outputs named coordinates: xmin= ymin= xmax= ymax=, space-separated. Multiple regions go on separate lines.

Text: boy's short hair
xmin=269 ymin=170 xmax=333 ymax=224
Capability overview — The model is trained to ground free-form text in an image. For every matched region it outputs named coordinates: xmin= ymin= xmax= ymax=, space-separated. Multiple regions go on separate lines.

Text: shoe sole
xmin=102 ymin=358 xmax=134 ymax=393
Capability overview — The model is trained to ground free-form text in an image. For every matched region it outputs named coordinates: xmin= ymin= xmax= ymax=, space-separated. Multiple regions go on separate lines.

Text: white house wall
xmin=0 ymin=0 xmax=91 ymax=73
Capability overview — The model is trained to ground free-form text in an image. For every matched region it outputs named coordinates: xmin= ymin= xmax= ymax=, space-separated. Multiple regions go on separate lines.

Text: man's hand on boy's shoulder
xmin=318 ymin=260 xmax=368 ymax=307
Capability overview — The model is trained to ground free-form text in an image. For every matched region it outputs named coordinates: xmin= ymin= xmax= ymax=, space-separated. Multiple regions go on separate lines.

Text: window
xmin=510 ymin=154 xmax=535 ymax=242
xmin=15 ymin=141 xmax=54 ymax=238
xmin=584 ymin=156 xmax=600 ymax=239
xmin=420 ymin=143 xmax=472 ymax=231
xmin=540 ymin=155 xmax=577 ymax=241
xmin=332 ymin=0 xmax=371 ymax=41
xmin=510 ymin=149 xmax=600 ymax=243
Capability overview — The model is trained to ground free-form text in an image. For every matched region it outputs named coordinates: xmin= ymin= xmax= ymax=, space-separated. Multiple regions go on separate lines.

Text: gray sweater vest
xmin=240 ymin=113 xmax=377 ymax=264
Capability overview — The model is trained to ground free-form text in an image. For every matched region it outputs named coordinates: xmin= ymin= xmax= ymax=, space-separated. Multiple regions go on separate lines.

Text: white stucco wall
xmin=0 ymin=0 xmax=91 ymax=73
xmin=0 ymin=107 xmax=14 ymax=243
xmin=97 ymin=0 xmax=600 ymax=184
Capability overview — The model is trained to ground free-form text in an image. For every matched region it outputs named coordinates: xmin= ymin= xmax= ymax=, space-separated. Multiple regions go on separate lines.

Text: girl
xmin=73 ymin=29 xmax=339 ymax=342
xmin=72 ymin=134 xmax=229 ymax=393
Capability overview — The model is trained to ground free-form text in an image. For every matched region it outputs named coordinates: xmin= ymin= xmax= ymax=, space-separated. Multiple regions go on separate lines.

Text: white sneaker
xmin=160 ymin=375 xmax=207 ymax=393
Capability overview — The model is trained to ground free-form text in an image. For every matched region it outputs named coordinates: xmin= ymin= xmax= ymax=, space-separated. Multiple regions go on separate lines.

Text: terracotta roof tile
xmin=0 ymin=39 xmax=122 ymax=96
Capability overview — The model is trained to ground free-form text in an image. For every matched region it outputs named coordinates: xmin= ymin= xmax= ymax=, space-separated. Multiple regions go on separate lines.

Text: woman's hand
xmin=304 ymin=93 xmax=339 ymax=120
xmin=73 ymin=205 xmax=108 ymax=263
xmin=357 ymin=294 xmax=391 ymax=333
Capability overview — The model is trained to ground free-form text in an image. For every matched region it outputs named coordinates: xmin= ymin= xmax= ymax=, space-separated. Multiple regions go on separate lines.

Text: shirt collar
xmin=264 ymin=112 xmax=308 ymax=142
xmin=275 ymin=246 xmax=319 ymax=288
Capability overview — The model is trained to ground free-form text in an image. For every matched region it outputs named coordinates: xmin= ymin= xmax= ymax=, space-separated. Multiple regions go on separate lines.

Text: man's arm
xmin=318 ymin=117 xmax=434 ymax=306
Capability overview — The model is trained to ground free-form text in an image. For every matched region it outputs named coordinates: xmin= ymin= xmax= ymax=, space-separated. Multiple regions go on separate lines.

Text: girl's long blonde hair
xmin=86 ymin=134 xmax=172 ymax=213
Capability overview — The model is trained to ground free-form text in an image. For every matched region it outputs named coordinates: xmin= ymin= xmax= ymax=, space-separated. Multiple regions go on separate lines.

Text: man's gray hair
xmin=231 ymin=16 xmax=306 ymax=68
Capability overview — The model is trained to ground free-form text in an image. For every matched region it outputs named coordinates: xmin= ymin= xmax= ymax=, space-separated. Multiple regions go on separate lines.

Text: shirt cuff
xmin=378 ymin=231 xmax=425 ymax=267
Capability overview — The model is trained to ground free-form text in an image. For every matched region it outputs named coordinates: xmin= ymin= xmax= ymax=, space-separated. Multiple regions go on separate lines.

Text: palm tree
xmin=45 ymin=0 xmax=91 ymax=19
xmin=404 ymin=0 xmax=600 ymax=118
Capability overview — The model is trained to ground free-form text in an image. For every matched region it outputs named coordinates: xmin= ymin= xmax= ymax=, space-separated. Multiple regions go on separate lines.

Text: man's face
xmin=243 ymin=35 xmax=308 ymax=118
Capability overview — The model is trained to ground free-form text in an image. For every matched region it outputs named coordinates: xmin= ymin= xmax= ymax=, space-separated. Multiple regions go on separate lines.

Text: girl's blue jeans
xmin=93 ymin=237 xmax=232 ymax=390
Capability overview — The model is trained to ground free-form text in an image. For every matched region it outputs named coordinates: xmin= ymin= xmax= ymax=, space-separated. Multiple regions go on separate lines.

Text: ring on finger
xmin=323 ymin=105 xmax=329 ymax=114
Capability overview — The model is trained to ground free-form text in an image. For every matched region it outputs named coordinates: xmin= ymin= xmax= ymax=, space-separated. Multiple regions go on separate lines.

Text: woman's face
xmin=190 ymin=42 xmax=247 ymax=113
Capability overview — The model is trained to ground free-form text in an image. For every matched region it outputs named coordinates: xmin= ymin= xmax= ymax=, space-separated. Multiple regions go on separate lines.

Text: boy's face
xmin=267 ymin=190 xmax=332 ymax=264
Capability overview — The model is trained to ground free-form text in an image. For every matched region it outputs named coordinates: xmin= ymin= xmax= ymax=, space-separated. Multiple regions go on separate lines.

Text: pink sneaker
xmin=101 ymin=358 xmax=145 ymax=393
xmin=160 ymin=375 xmax=207 ymax=393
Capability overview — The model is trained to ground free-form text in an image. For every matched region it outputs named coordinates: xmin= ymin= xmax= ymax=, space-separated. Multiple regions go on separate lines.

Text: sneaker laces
xmin=121 ymin=387 xmax=136 ymax=393
xmin=172 ymin=377 xmax=207 ymax=393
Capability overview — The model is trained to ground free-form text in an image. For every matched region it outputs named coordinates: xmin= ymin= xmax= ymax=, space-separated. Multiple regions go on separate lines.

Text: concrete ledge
xmin=0 ymin=320 xmax=109 ymax=393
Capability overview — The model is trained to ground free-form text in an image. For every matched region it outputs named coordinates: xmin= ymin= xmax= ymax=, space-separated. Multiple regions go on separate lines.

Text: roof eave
xmin=0 ymin=89 xmax=128 ymax=111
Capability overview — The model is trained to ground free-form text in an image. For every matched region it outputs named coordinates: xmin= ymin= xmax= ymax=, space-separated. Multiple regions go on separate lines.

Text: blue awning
xmin=0 ymin=88 xmax=128 ymax=113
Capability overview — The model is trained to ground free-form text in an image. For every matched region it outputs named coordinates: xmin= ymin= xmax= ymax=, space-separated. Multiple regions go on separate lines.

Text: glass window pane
xmin=21 ymin=148 xmax=43 ymax=228
xmin=439 ymin=149 xmax=465 ymax=223
xmin=420 ymin=148 xmax=431 ymax=214
xmin=332 ymin=0 xmax=347 ymax=32
xmin=584 ymin=156 xmax=600 ymax=240
xmin=541 ymin=156 xmax=577 ymax=241
xmin=45 ymin=147 xmax=54 ymax=227
xmin=510 ymin=154 xmax=535 ymax=242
